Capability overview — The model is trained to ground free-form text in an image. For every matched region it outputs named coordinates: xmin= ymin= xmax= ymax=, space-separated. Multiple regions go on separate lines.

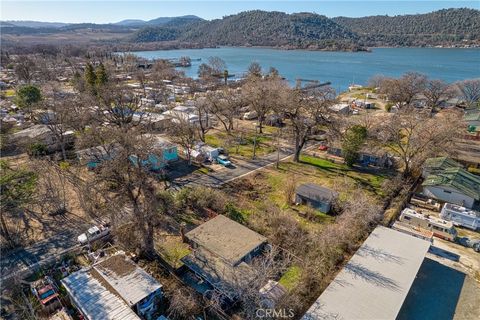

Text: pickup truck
xmin=77 ymin=225 xmax=110 ymax=245
xmin=216 ymin=155 xmax=232 ymax=167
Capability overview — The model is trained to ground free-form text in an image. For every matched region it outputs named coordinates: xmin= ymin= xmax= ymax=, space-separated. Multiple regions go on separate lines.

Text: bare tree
xmin=423 ymin=79 xmax=454 ymax=111
xmin=14 ymin=57 xmax=36 ymax=83
xmin=456 ymin=78 xmax=480 ymax=108
xmin=284 ymin=87 xmax=335 ymax=162
xmin=375 ymin=107 xmax=463 ymax=177
xmin=242 ymin=77 xmax=288 ymax=133
xmin=205 ymin=88 xmax=245 ymax=133
xmin=167 ymin=287 xmax=203 ymax=319
xmin=378 ymin=72 xmax=427 ymax=107
xmin=167 ymin=116 xmax=197 ymax=164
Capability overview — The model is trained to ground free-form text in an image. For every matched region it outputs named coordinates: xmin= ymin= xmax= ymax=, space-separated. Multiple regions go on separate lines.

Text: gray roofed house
xmin=181 ymin=215 xmax=268 ymax=299
xmin=302 ymin=226 xmax=431 ymax=320
xmin=295 ymin=183 xmax=338 ymax=213
xmin=62 ymin=253 xmax=162 ymax=320
xmin=184 ymin=214 xmax=267 ymax=265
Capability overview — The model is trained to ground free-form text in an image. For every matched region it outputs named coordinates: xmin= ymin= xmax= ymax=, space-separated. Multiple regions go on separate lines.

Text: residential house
xmin=422 ymin=167 xmax=480 ymax=209
xmin=10 ymin=124 xmax=75 ymax=153
xmin=295 ymin=183 xmax=338 ymax=213
xmin=302 ymin=226 xmax=431 ymax=320
xmin=181 ymin=215 xmax=268 ymax=301
xmin=62 ymin=253 xmax=163 ymax=320
xmin=327 ymin=144 xmax=393 ymax=168
xmin=152 ymin=136 xmax=179 ymax=163
xmin=464 ymin=108 xmax=480 ymax=139
xmin=76 ymin=144 xmax=120 ymax=170
xmin=328 ymin=103 xmax=350 ymax=114
xmin=132 ymin=112 xmax=170 ymax=131
xmin=422 ymin=157 xmax=463 ymax=178
xmin=440 ymin=203 xmax=480 ymax=230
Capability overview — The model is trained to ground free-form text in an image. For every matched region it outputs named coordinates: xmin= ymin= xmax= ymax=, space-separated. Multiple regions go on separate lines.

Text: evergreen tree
xmin=84 ymin=63 xmax=96 ymax=94
xmin=95 ymin=63 xmax=108 ymax=87
xmin=342 ymin=125 xmax=368 ymax=167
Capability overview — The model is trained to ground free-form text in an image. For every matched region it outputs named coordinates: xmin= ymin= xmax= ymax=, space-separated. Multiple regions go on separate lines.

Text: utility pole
xmin=276 ymin=127 xmax=282 ymax=169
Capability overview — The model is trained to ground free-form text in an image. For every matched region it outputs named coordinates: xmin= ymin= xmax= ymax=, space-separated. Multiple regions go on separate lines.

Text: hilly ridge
xmin=1 ymin=9 xmax=479 ymax=50
xmin=333 ymin=8 xmax=480 ymax=46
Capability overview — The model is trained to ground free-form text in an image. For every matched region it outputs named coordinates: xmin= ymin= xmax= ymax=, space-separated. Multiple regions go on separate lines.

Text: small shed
xmin=295 ymin=183 xmax=338 ymax=213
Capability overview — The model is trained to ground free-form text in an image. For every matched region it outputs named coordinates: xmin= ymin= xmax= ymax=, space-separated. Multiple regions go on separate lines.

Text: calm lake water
xmin=131 ymin=47 xmax=480 ymax=92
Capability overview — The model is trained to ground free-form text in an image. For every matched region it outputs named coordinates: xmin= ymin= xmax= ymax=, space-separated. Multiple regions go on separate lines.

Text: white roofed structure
xmin=302 ymin=226 xmax=430 ymax=320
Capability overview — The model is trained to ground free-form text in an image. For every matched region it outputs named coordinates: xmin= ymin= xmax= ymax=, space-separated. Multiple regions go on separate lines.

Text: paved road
xmin=1 ymin=145 xmax=309 ymax=281
xmin=172 ymin=146 xmax=295 ymax=189
xmin=1 ymin=230 xmax=81 ymax=281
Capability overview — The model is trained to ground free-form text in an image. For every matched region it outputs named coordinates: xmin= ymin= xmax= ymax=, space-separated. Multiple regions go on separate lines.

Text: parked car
xmin=318 ymin=145 xmax=328 ymax=151
xmin=216 ymin=155 xmax=232 ymax=167
xmin=77 ymin=225 xmax=110 ymax=245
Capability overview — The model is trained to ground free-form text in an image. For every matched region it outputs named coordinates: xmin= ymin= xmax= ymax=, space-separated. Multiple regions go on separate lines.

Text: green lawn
xmin=299 ymin=155 xmax=388 ymax=196
xmin=155 ymin=236 xmax=191 ymax=269
xmin=205 ymin=132 xmax=275 ymax=158
xmin=279 ymin=265 xmax=302 ymax=291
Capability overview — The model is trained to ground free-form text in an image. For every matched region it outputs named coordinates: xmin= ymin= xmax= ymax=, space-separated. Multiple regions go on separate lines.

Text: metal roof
xmin=423 ymin=167 xmax=480 ymax=200
xmin=93 ymin=253 xmax=162 ymax=307
xmin=302 ymin=226 xmax=430 ymax=320
xmin=296 ymin=183 xmax=338 ymax=203
xmin=61 ymin=269 xmax=140 ymax=320
xmin=61 ymin=253 xmax=162 ymax=320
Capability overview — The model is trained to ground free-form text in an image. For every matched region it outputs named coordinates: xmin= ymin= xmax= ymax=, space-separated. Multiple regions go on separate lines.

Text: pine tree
xmin=95 ymin=63 xmax=108 ymax=87
xmin=84 ymin=63 xmax=97 ymax=92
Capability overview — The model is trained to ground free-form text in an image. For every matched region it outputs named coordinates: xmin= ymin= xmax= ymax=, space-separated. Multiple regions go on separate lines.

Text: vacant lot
xmin=224 ymin=154 xmax=390 ymax=231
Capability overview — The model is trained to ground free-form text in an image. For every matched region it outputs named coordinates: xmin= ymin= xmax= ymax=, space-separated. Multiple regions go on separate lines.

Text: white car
xmin=77 ymin=225 xmax=110 ymax=245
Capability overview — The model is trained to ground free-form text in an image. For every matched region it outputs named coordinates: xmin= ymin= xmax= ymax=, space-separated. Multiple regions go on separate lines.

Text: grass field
xmin=279 ymin=265 xmax=302 ymax=291
xmin=205 ymin=131 xmax=276 ymax=159
xmin=227 ymin=153 xmax=390 ymax=232
xmin=155 ymin=235 xmax=191 ymax=269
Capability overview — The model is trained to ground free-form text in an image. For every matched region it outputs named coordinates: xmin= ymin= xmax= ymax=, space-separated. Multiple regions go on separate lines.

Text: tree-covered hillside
xmin=333 ymin=8 xmax=480 ymax=46
xmin=133 ymin=10 xmax=364 ymax=51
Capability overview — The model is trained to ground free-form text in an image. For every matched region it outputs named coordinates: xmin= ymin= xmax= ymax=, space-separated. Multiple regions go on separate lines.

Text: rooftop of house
xmin=423 ymin=157 xmax=463 ymax=172
xmin=12 ymin=124 xmax=51 ymax=139
xmin=296 ymin=183 xmax=338 ymax=203
xmin=422 ymin=167 xmax=480 ymax=200
xmin=62 ymin=252 xmax=162 ymax=319
xmin=464 ymin=108 xmax=480 ymax=123
xmin=93 ymin=253 xmax=162 ymax=307
xmin=76 ymin=143 xmax=121 ymax=161
xmin=184 ymin=215 xmax=267 ymax=266
xmin=61 ymin=269 xmax=141 ymax=320
xmin=302 ymin=226 xmax=431 ymax=320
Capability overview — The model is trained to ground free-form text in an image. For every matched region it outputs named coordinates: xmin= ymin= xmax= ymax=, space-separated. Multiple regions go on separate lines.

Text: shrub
xmin=385 ymin=103 xmax=394 ymax=112
xmin=27 ymin=142 xmax=47 ymax=157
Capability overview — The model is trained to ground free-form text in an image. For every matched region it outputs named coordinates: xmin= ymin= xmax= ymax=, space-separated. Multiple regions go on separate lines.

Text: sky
xmin=1 ymin=0 xmax=479 ymax=23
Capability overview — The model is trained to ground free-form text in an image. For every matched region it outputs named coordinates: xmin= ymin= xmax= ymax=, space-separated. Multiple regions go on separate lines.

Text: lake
xmin=130 ymin=47 xmax=480 ymax=92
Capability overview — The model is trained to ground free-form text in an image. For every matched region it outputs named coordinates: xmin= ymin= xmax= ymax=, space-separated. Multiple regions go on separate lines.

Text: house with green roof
xmin=422 ymin=167 xmax=480 ymax=209
xmin=422 ymin=157 xmax=463 ymax=178
xmin=464 ymin=108 xmax=480 ymax=136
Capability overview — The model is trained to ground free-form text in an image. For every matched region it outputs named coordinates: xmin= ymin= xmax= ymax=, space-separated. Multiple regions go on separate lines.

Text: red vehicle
xmin=31 ymin=276 xmax=61 ymax=308
xmin=318 ymin=145 xmax=328 ymax=151
xmin=36 ymin=285 xmax=59 ymax=305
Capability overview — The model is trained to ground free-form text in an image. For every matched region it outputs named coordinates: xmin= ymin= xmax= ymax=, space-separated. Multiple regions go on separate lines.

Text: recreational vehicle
xmin=399 ymin=208 xmax=457 ymax=241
